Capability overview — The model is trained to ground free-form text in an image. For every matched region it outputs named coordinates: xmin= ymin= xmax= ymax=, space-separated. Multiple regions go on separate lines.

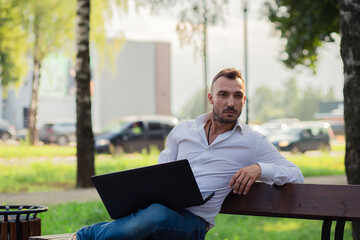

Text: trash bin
xmin=0 ymin=205 xmax=48 ymax=240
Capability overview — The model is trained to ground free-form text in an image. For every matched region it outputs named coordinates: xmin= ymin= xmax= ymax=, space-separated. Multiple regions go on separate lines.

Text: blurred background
xmin=0 ymin=0 xmax=344 ymax=146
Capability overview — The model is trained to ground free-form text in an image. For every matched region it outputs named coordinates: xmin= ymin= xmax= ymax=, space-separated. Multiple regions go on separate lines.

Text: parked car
xmin=0 ymin=119 xmax=16 ymax=141
xmin=258 ymin=118 xmax=300 ymax=137
xmin=39 ymin=122 xmax=76 ymax=145
xmin=95 ymin=115 xmax=179 ymax=154
xmin=268 ymin=121 xmax=333 ymax=153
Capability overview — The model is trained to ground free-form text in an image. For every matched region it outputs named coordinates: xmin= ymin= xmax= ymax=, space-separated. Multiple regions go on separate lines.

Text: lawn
xmin=1 ymin=143 xmax=351 ymax=239
xmin=0 ymin=144 xmax=345 ymax=193
xmin=40 ymin=200 xmax=353 ymax=239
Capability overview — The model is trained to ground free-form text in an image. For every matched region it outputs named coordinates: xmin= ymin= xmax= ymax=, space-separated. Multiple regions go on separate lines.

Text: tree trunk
xmin=75 ymin=0 xmax=95 ymax=188
xmin=340 ymin=0 xmax=360 ymax=239
xmin=28 ymin=21 xmax=41 ymax=146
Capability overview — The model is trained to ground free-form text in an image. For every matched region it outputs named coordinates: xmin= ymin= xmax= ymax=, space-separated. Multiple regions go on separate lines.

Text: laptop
xmin=91 ymin=159 xmax=215 ymax=219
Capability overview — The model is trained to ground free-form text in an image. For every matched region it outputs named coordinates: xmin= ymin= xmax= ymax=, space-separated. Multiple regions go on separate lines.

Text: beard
xmin=212 ymin=106 xmax=241 ymax=124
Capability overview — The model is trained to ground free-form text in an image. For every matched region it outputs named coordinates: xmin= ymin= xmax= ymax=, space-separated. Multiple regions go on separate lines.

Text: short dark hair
xmin=211 ymin=68 xmax=245 ymax=92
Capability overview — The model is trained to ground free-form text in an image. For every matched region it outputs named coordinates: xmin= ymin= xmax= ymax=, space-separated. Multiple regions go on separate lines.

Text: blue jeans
xmin=76 ymin=203 xmax=208 ymax=240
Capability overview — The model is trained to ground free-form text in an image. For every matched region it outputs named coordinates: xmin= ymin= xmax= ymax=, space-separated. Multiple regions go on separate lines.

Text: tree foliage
xmin=0 ymin=0 xmax=29 ymax=88
xmin=178 ymin=88 xmax=205 ymax=119
xmin=264 ymin=0 xmax=339 ymax=71
xmin=265 ymin=1 xmax=360 ymax=238
xmin=250 ymin=79 xmax=337 ymax=123
xmin=179 ymin=79 xmax=338 ymax=122
xmin=174 ymin=0 xmax=228 ymax=55
xmin=142 ymin=0 xmax=229 ymax=113
xmin=18 ymin=0 xmax=75 ymax=144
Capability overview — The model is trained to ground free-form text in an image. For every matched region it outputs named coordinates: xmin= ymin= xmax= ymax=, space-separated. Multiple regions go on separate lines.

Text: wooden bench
xmin=220 ymin=182 xmax=360 ymax=240
xmin=29 ymin=182 xmax=360 ymax=240
xmin=29 ymin=233 xmax=72 ymax=240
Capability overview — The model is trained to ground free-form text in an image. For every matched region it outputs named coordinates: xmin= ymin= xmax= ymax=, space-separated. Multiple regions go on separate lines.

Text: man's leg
xmin=76 ymin=203 xmax=208 ymax=240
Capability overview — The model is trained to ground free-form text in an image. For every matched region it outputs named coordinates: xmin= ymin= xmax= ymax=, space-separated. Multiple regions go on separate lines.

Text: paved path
xmin=0 ymin=176 xmax=348 ymax=206
xmin=0 ymin=188 xmax=99 ymax=206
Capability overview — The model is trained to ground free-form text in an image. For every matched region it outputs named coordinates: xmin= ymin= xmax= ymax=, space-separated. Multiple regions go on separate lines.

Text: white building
xmin=1 ymin=40 xmax=172 ymax=130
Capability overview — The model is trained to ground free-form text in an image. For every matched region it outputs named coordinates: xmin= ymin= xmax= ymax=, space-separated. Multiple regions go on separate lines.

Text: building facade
xmin=1 ymin=40 xmax=171 ymax=131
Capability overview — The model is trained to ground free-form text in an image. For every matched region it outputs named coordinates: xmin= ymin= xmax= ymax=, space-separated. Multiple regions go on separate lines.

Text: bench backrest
xmin=220 ymin=182 xmax=360 ymax=221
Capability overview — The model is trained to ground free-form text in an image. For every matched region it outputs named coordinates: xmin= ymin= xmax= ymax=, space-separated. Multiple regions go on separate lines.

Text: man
xmin=74 ymin=68 xmax=304 ymax=240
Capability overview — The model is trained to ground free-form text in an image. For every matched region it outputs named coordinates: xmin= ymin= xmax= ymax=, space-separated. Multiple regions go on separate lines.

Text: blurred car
xmin=268 ymin=121 xmax=333 ymax=153
xmin=15 ymin=128 xmax=28 ymax=141
xmin=0 ymin=119 xmax=16 ymax=141
xmin=258 ymin=118 xmax=300 ymax=137
xmin=39 ymin=122 xmax=76 ymax=145
xmin=95 ymin=115 xmax=179 ymax=154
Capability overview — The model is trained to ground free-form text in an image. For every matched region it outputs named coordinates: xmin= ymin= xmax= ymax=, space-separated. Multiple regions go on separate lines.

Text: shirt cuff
xmin=257 ymin=162 xmax=275 ymax=184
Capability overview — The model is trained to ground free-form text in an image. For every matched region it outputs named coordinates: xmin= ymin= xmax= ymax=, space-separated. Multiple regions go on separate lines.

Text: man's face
xmin=208 ymin=76 xmax=246 ymax=123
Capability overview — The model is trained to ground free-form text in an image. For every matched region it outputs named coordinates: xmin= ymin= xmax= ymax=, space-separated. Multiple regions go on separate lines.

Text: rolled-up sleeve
xmin=255 ymin=136 xmax=304 ymax=185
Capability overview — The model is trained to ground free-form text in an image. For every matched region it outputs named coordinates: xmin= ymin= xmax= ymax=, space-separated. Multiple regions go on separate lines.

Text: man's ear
xmin=208 ymin=92 xmax=214 ymax=105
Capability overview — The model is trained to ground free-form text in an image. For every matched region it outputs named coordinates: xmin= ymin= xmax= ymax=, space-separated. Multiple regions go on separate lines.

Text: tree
xmin=175 ymin=0 xmax=228 ymax=113
xmin=248 ymin=79 xmax=337 ymax=123
xmin=75 ymin=0 xmax=124 ymax=187
xmin=75 ymin=0 xmax=94 ymax=188
xmin=340 ymin=2 xmax=360 ymax=238
xmin=295 ymin=86 xmax=322 ymax=120
xmin=23 ymin=0 xmax=75 ymax=145
xmin=0 ymin=0 xmax=28 ymax=88
xmin=264 ymin=1 xmax=360 ymax=238
xmin=250 ymin=86 xmax=285 ymax=122
xmin=177 ymin=88 xmax=206 ymax=119
xmin=74 ymin=0 xmax=133 ymax=187
xmin=144 ymin=0 xmax=228 ymax=113
xmin=264 ymin=0 xmax=339 ymax=71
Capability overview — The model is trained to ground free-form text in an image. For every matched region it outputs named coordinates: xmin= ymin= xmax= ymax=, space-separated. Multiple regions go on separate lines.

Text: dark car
xmin=95 ymin=115 xmax=178 ymax=154
xmin=38 ymin=122 xmax=76 ymax=145
xmin=0 ymin=119 xmax=16 ymax=142
xmin=269 ymin=121 xmax=333 ymax=153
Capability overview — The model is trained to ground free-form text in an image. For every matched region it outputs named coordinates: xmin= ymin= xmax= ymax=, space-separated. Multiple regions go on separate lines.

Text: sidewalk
xmin=0 ymin=175 xmax=348 ymax=206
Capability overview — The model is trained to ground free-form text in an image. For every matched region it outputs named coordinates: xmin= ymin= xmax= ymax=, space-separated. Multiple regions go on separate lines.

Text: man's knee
xmin=145 ymin=203 xmax=174 ymax=226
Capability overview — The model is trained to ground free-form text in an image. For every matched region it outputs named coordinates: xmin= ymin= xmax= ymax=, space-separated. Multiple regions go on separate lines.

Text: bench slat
xmin=220 ymin=182 xmax=360 ymax=221
xmin=29 ymin=233 xmax=73 ymax=240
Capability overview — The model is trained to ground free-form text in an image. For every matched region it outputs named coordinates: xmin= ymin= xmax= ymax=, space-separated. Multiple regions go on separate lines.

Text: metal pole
xmin=243 ymin=0 xmax=249 ymax=124
xmin=203 ymin=0 xmax=208 ymax=113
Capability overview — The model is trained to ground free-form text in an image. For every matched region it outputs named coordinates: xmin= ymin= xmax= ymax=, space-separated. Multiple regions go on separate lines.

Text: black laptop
xmin=91 ymin=159 xmax=215 ymax=219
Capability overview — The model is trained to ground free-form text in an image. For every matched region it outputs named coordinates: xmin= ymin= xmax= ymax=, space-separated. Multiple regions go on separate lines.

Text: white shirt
xmin=158 ymin=113 xmax=304 ymax=229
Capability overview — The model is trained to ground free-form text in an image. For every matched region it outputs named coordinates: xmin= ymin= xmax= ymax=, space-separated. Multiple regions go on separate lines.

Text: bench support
xmin=321 ymin=218 xmax=346 ymax=240
xmin=335 ymin=220 xmax=346 ymax=240
xmin=220 ymin=183 xmax=360 ymax=240
xmin=321 ymin=219 xmax=332 ymax=240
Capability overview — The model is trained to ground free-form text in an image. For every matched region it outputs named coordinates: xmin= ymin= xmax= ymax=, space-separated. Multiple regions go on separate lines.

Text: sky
xmin=107 ymin=0 xmax=344 ymax=118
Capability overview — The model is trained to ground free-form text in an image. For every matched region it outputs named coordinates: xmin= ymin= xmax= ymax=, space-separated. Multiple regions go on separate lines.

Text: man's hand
xmin=228 ymin=164 xmax=261 ymax=195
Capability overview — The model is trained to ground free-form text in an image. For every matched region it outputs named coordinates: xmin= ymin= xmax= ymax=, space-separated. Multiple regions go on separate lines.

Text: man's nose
xmin=227 ymin=96 xmax=235 ymax=107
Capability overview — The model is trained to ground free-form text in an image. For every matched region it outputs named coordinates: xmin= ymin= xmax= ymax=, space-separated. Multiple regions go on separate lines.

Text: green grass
xmin=0 ymin=150 xmax=158 ymax=193
xmin=0 ymin=144 xmax=76 ymax=158
xmin=1 ymin=143 xmax=351 ymax=239
xmin=287 ymin=153 xmax=345 ymax=176
xmin=0 ymin=144 xmax=346 ymax=193
xmin=331 ymin=143 xmax=345 ymax=152
xmin=40 ymin=200 xmax=353 ymax=239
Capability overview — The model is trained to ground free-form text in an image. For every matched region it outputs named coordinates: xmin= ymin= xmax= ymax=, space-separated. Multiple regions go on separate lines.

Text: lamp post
xmin=243 ymin=0 xmax=249 ymax=124
xmin=203 ymin=0 xmax=209 ymax=113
